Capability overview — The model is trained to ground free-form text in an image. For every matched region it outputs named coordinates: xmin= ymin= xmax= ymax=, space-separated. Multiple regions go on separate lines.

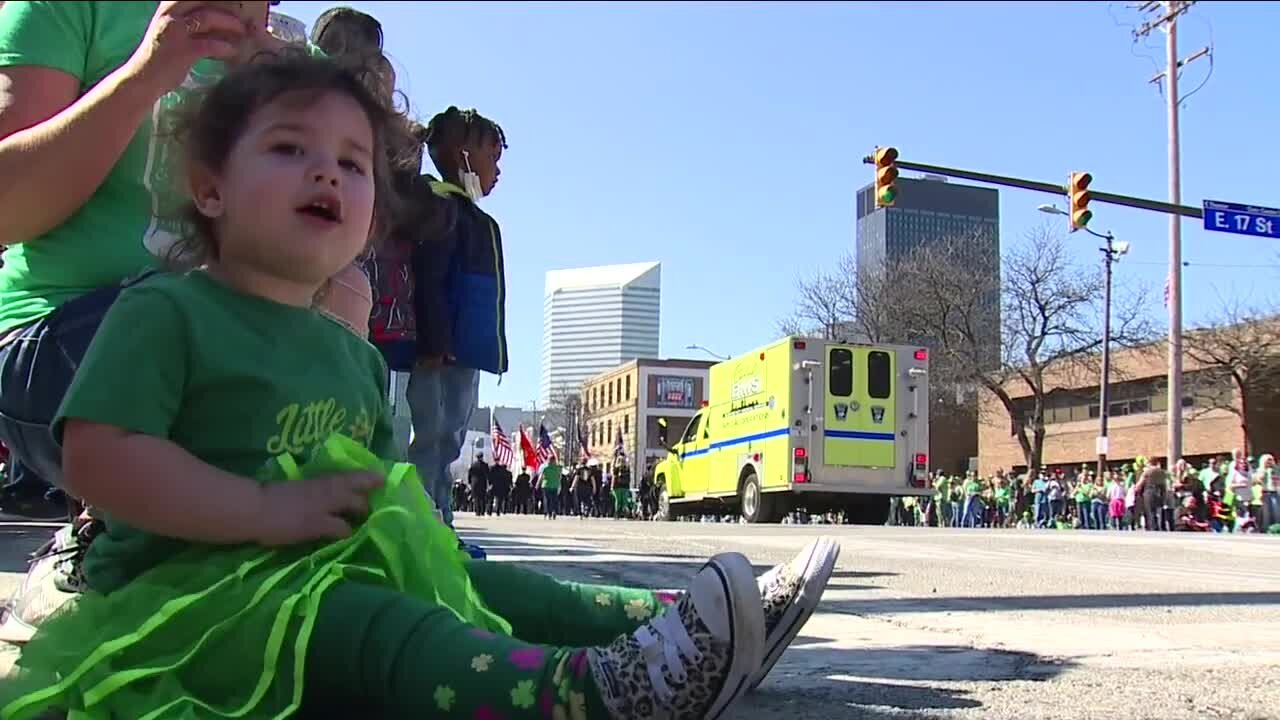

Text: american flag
xmin=1163 ymin=276 xmax=1170 ymax=308
xmin=537 ymin=424 xmax=558 ymax=467
xmin=491 ymin=417 xmax=514 ymax=467
xmin=613 ymin=424 xmax=626 ymax=461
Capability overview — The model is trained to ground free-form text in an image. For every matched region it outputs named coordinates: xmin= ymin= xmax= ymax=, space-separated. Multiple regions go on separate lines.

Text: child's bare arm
xmin=64 ymin=420 xmax=382 ymax=546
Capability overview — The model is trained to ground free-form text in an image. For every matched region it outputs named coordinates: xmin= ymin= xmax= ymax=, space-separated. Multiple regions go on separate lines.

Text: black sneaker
xmin=587 ymin=552 xmax=764 ymax=719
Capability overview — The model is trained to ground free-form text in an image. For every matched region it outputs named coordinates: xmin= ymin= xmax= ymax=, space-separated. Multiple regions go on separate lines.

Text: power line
xmin=1123 ymin=260 xmax=1280 ymax=269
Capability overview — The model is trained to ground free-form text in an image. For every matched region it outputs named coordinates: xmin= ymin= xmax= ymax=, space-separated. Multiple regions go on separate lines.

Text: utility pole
xmin=1134 ymin=0 xmax=1207 ymax=464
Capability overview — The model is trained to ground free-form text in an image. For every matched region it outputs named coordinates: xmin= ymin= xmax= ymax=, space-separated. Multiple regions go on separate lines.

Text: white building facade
xmin=540 ymin=262 xmax=661 ymax=408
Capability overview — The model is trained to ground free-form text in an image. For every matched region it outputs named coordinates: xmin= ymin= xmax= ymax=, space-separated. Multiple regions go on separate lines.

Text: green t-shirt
xmin=540 ymin=463 xmax=562 ymax=492
xmin=964 ymin=480 xmax=981 ymax=497
xmin=0 ymin=2 xmax=237 ymax=334
xmin=57 ymin=272 xmax=396 ymax=594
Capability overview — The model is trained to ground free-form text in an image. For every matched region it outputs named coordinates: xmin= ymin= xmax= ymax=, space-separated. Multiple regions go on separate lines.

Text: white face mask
xmin=460 ymin=150 xmax=483 ymax=201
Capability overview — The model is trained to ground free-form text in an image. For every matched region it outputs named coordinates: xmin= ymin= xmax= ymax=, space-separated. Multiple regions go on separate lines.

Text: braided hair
xmin=423 ymin=106 xmax=507 ymax=180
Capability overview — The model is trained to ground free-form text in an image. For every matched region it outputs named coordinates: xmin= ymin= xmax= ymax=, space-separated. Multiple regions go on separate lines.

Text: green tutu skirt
xmin=0 ymin=435 xmax=512 ymax=720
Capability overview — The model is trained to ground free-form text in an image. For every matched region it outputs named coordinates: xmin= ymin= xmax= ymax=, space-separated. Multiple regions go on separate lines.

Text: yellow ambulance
xmin=654 ymin=336 xmax=932 ymax=523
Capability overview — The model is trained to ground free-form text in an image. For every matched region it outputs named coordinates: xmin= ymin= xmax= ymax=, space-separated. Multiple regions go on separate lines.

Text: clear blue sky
xmin=285 ymin=1 xmax=1280 ymax=410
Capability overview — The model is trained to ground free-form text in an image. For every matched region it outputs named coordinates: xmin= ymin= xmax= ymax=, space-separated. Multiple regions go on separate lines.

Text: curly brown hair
xmin=163 ymin=49 xmax=414 ymax=268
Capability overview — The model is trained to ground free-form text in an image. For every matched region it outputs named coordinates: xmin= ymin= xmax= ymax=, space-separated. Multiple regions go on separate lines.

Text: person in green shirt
xmin=0 ymin=1 xmax=369 ymax=516
xmin=993 ymin=477 xmax=1011 ymax=528
xmin=933 ymin=472 xmax=952 ymax=528
xmin=540 ymin=459 xmax=563 ymax=519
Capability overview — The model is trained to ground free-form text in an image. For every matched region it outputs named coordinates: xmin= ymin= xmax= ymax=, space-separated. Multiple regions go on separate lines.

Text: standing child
xmin=0 ymin=53 xmax=841 ymax=720
xmin=408 ymin=106 xmax=507 ymax=545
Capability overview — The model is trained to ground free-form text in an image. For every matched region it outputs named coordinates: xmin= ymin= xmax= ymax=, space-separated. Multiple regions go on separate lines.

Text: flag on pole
xmin=491 ymin=417 xmax=514 ymax=467
xmin=613 ymin=424 xmax=625 ymax=461
xmin=577 ymin=426 xmax=591 ymax=463
xmin=537 ymin=424 xmax=558 ymax=467
xmin=1163 ymin=275 xmax=1170 ymax=308
xmin=518 ymin=424 xmax=538 ymax=471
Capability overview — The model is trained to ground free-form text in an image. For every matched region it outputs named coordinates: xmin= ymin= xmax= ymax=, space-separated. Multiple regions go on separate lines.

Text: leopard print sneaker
xmin=748 ymin=536 xmax=840 ymax=691
xmin=587 ymin=552 xmax=764 ymax=720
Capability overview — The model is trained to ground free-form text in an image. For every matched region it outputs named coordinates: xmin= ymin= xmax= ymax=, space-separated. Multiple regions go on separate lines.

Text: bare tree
xmin=781 ymin=223 xmax=1155 ymax=472
xmin=1179 ymin=298 xmax=1280 ymax=455
xmin=898 ymin=225 xmax=1153 ymax=471
xmin=779 ymin=252 xmax=911 ymax=343
xmin=776 ymin=255 xmax=854 ymax=339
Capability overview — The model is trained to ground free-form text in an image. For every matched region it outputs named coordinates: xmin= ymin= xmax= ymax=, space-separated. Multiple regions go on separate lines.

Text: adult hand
xmin=121 ymin=2 xmax=248 ymax=98
xmin=253 ymin=471 xmax=385 ymax=547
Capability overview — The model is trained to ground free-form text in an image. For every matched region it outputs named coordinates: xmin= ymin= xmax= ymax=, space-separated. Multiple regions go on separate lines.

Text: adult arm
xmin=0 ymin=1 xmax=247 ymax=246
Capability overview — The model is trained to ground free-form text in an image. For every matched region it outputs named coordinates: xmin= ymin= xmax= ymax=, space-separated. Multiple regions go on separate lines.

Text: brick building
xmin=978 ymin=333 xmax=1280 ymax=475
xmin=580 ymin=358 xmax=715 ymax=478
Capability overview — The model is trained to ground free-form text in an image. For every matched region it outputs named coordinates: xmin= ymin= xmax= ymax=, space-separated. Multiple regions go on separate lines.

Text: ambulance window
xmin=829 ymin=349 xmax=853 ymax=397
xmin=868 ymin=351 xmax=891 ymax=399
xmin=682 ymin=414 xmax=702 ymax=444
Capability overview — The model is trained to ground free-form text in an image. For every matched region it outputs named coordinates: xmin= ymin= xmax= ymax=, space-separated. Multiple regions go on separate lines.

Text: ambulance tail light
xmin=794 ymin=447 xmax=807 ymax=462
xmin=914 ymin=349 xmax=928 ymax=361
xmin=793 ymin=340 xmax=807 ymax=350
xmin=912 ymin=453 xmax=928 ymax=487
xmin=794 ymin=472 xmax=809 ymax=484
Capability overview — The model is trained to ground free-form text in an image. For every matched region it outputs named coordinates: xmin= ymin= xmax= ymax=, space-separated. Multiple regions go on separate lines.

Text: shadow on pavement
xmin=0 ymin=526 xmax=52 ymax=573
xmin=742 ymin=644 xmax=1073 ymax=717
xmin=752 ymin=678 xmax=981 ymax=715
xmin=783 ymin=643 xmax=1070 ymax=683
xmin=823 ymin=591 xmax=1280 ymax=615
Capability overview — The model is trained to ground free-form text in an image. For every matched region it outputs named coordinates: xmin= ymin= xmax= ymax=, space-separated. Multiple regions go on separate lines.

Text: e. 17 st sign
xmin=1202 ymin=200 xmax=1280 ymax=239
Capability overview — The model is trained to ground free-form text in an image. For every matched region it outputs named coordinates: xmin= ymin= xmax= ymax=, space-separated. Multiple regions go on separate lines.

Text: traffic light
xmin=1068 ymin=171 xmax=1093 ymax=231
xmin=873 ymin=146 xmax=899 ymax=208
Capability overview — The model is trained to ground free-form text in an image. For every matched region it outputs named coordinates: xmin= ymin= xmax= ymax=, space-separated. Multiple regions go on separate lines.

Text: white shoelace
xmin=633 ymin=608 xmax=704 ymax=704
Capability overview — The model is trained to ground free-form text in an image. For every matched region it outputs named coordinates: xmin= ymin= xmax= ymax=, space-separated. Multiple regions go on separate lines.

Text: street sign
xmin=1202 ymin=200 xmax=1280 ymax=239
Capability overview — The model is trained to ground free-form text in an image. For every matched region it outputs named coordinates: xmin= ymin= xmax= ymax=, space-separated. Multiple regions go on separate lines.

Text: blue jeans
xmin=1091 ymin=500 xmax=1107 ymax=531
xmin=0 ymin=283 xmax=127 ymax=495
xmin=962 ymin=496 xmax=983 ymax=527
xmin=406 ymin=364 xmax=480 ymax=527
xmin=1033 ymin=492 xmax=1048 ymax=527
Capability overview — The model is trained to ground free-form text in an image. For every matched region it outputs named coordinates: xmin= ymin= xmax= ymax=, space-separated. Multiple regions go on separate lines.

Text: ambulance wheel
xmin=740 ymin=472 xmax=781 ymax=524
xmin=656 ymin=483 xmax=676 ymax=522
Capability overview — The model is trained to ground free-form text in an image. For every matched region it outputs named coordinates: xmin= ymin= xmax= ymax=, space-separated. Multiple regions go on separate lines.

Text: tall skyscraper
xmin=540 ymin=261 xmax=661 ymax=407
xmin=855 ymin=176 xmax=1001 ymax=357
xmin=855 ymin=175 xmax=1000 ymax=272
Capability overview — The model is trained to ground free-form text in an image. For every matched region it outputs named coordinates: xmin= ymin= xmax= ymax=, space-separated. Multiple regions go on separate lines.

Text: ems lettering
xmin=266 ymin=399 xmax=349 ymax=455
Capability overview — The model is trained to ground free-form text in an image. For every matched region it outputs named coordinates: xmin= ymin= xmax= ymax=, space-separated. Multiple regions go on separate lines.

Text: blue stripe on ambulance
xmin=823 ymin=430 xmax=896 ymax=442
xmin=681 ymin=427 xmax=791 ymax=459
xmin=680 ymin=427 xmax=893 ymax=460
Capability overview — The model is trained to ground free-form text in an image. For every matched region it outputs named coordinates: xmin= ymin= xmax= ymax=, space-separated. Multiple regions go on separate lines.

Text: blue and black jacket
xmin=410 ymin=180 xmax=508 ymax=375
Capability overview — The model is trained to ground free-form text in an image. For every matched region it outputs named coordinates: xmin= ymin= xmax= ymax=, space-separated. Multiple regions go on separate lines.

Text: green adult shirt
xmin=964 ymin=480 xmax=980 ymax=497
xmin=0 ymin=2 xmax=321 ymax=334
xmin=541 ymin=463 xmax=562 ymax=492
xmin=56 ymin=272 xmax=397 ymax=594
xmin=933 ymin=476 xmax=950 ymax=500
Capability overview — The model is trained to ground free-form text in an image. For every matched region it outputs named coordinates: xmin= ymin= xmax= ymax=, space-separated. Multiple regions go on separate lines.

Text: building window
xmin=625 ymin=375 xmax=631 ymax=400
xmin=608 ymin=384 xmax=613 ymax=407
xmin=607 ymin=418 xmax=613 ymax=441
xmin=624 ymin=415 xmax=629 ymax=434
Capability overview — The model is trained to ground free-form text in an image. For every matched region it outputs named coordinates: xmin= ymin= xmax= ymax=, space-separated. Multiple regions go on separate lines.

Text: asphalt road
xmin=458 ymin=515 xmax=1280 ymax=720
xmin=1 ymin=517 xmax=1277 ymax=719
